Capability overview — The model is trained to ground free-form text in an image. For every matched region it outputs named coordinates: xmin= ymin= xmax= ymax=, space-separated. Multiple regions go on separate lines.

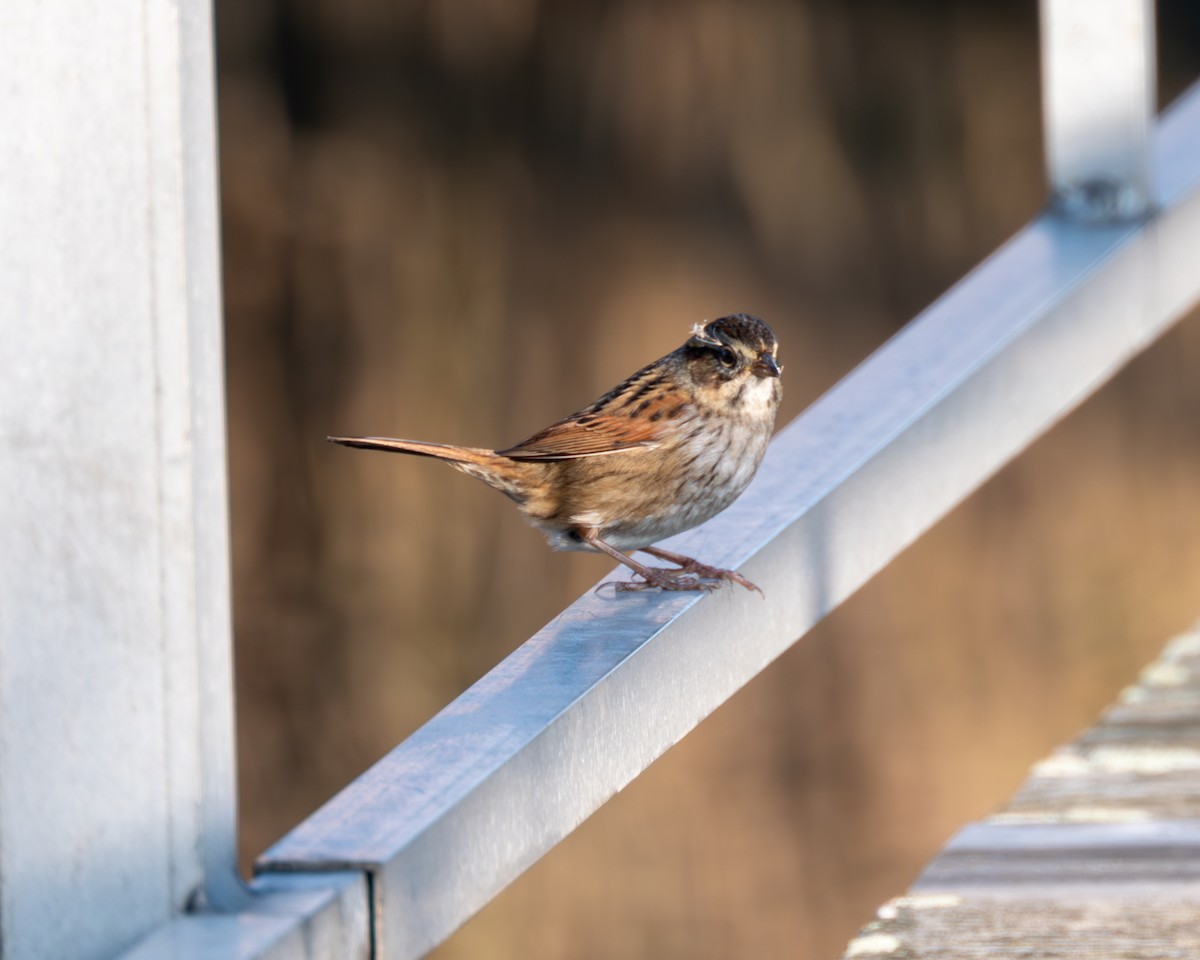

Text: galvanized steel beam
xmin=0 ymin=2 xmax=242 ymax=957
xmin=1041 ymin=0 xmax=1157 ymax=220
xmin=118 ymin=874 xmax=371 ymax=960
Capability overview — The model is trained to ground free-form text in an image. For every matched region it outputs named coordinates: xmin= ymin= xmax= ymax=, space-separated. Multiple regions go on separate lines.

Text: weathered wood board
xmin=842 ymin=623 xmax=1200 ymax=958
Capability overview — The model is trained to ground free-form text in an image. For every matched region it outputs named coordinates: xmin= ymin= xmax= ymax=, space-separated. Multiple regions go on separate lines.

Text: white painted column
xmin=0 ymin=3 xmax=240 ymax=959
xmin=1040 ymin=0 xmax=1157 ymax=220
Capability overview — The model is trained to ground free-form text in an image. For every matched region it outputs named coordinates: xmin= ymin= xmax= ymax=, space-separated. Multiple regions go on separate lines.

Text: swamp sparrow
xmin=330 ymin=313 xmax=782 ymax=593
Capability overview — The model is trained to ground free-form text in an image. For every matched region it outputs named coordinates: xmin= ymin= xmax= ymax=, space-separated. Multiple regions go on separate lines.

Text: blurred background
xmin=215 ymin=1 xmax=1200 ymax=957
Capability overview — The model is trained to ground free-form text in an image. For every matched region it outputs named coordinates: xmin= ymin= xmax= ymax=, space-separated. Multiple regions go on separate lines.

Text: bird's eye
xmin=717 ymin=347 xmax=737 ymax=367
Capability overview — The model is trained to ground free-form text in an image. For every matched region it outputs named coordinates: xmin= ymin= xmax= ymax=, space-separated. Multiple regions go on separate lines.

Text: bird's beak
xmin=751 ymin=353 xmax=782 ymax=379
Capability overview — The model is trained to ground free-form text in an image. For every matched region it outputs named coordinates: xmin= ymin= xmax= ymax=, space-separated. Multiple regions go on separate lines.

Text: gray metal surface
xmin=0 ymin=2 xmax=240 ymax=958
xmin=1041 ymin=0 xmax=1156 ymax=219
xmin=258 ymin=79 xmax=1200 ymax=960
xmin=117 ymin=874 xmax=370 ymax=960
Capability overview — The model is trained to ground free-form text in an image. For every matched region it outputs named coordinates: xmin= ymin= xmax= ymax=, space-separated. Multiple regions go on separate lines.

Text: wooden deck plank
xmin=841 ymin=623 xmax=1200 ymax=958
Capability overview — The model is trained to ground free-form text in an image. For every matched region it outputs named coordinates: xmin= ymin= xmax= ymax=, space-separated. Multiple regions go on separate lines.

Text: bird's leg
xmin=641 ymin=545 xmax=762 ymax=596
xmin=579 ymin=530 xmax=719 ymax=593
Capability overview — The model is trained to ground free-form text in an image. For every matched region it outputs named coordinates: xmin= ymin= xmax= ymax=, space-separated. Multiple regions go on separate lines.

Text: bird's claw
xmin=615 ymin=571 xmax=720 ymax=592
xmin=614 ymin=564 xmax=761 ymax=595
xmin=670 ymin=560 xmax=762 ymax=596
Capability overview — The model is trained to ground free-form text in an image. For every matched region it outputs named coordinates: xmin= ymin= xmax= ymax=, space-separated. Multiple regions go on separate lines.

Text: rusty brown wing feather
xmin=497 ymin=413 xmax=664 ymax=461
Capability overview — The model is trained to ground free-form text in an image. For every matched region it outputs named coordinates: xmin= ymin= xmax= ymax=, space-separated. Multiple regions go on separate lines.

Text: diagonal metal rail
xmin=254 ymin=75 xmax=1200 ymax=960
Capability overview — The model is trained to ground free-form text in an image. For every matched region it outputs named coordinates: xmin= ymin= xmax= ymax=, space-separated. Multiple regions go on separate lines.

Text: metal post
xmin=1041 ymin=0 xmax=1157 ymax=220
xmin=0 ymin=2 xmax=240 ymax=958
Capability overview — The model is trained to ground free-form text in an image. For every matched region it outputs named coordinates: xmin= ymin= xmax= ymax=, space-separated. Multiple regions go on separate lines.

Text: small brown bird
xmin=330 ymin=314 xmax=782 ymax=592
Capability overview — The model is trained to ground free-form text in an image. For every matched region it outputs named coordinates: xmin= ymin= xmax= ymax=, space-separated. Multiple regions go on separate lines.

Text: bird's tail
xmin=326 ymin=435 xmax=533 ymax=502
xmin=327 ymin=435 xmax=498 ymax=466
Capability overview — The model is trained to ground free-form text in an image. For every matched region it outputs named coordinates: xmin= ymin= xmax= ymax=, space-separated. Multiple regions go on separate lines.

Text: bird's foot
xmin=638 ymin=547 xmax=758 ymax=592
xmin=614 ymin=567 xmax=722 ymax=593
xmin=639 ymin=548 xmax=763 ymax=595
xmin=674 ymin=560 xmax=762 ymax=596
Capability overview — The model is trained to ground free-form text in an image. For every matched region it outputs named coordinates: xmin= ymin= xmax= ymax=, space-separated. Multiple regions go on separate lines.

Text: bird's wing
xmin=497 ymin=414 xmax=664 ymax=461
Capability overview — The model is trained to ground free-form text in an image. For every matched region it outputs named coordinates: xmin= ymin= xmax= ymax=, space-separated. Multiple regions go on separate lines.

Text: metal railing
xmin=3 ymin=0 xmax=1198 ymax=958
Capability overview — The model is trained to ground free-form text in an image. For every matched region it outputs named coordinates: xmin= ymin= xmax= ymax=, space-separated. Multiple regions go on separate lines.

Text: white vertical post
xmin=0 ymin=3 xmax=240 ymax=959
xmin=1040 ymin=0 xmax=1157 ymax=220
